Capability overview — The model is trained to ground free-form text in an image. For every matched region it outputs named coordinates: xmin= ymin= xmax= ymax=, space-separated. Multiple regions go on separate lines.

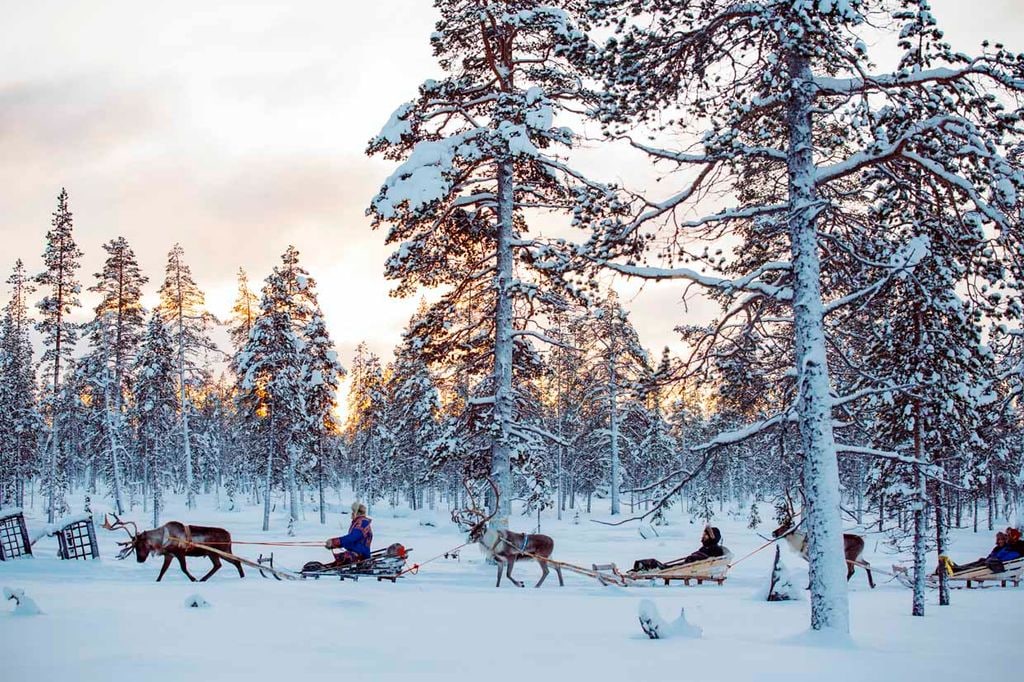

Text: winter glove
xmin=325 ymin=537 xmax=341 ymax=550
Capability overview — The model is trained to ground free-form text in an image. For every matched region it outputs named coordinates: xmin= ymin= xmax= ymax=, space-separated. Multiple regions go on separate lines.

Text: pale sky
xmin=1 ymin=0 xmax=1021 ymax=372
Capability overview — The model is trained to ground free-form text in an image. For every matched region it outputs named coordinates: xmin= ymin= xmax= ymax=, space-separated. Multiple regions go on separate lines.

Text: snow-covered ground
xmin=2 ymin=494 xmax=1019 ymax=681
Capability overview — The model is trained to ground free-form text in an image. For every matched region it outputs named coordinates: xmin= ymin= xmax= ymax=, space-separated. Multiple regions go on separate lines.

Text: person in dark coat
xmin=630 ymin=526 xmax=726 ymax=573
xmin=681 ymin=525 xmax=725 ymax=564
xmin=324 ymin=502 xmax=373 ymax=566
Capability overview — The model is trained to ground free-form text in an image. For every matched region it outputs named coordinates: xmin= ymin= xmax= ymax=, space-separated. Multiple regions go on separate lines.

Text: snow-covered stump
xmin=4 ymin=587 xmax=42 ymax=616
xmin=765 ymin=546 xmax=802 ymax=602
xmin=637 ymin=600 xmax=702 ymax=640
xmin=0 ymin=509 xmax=32 ymax=560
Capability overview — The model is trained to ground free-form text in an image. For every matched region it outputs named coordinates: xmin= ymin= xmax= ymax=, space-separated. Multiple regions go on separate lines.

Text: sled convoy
xmin=2 ymin=492 xmax=1022 ymax=591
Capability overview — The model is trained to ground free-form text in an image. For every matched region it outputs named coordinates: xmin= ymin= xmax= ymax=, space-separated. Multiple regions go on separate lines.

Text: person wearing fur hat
xmin=324 ymin=502 xmax=373 ymax=566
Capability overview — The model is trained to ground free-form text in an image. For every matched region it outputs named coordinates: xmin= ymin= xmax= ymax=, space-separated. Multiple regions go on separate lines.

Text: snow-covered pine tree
xmin=344 ymin=343 xmax=390 ymax=505
xmin=229 ymin=267 xmax=259 ymax=352
xmin=0 ymin=261 xmax=40 ymax=507
xmin=576 ymin=0 xmax=1024 ymax=633
xmin=576 ymin=291 xmax=649 ymax=515
xmin=133 ymin=311 xmax=179 ymax=526
xmin=236 ymin=254 xmax=307 ymax=532
xmin=302 ymin=312 xmax=345 ymax=524
xmin=156 ymin=244 xmax=217 ymax=509
xmin=35 ymin=188 xmax=83 ymax=522
xmin=386 ymin=312 xmax=440 ymax=511
xmin=367 ymin=0 xmax=617 ymax=529
xmin=83 ymin=237 xmax=148 ymax=514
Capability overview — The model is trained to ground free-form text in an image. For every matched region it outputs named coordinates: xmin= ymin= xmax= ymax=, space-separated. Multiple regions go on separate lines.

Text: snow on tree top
xmin=375 ymin=103 xmax=414 ymax=146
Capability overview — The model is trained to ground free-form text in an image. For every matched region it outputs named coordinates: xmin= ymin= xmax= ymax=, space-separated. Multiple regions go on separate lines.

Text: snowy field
xmin=1 ymin=495 xmax=1020 ymax=681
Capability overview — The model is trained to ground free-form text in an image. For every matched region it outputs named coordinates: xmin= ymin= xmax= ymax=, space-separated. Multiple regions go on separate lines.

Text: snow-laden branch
xmin=602 ymin=261 xmax=793 ymax=301
xmin=814 ymin=62 xmax=1024 ymax=96
xmin=510 ymin=329 xmax=580 ymax=350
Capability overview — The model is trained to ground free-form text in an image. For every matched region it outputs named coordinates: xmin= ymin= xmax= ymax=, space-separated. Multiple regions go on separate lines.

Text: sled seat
xmin=627 ymin=548 xmax=733 ymax=586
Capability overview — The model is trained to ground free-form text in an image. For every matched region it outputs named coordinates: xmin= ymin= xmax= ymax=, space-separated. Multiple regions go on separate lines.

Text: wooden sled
xmin=939 ymin=555 xmax=1023 ymax=588
xmin=626 ymin=548 xmax=733 ymax=586
xmin=893 ymin=556 xmax=1024 ymax=589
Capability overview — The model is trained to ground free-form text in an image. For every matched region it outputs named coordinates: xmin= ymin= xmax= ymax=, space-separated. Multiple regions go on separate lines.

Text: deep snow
xmin=1 ymin=494 xmax=1019 ymax=681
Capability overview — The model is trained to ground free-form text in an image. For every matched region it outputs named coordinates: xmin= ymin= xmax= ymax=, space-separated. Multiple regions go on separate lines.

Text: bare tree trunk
xmin=786 ymin=51 xmax=849 ymax=634
xmin=491 ymin=158 xmax=515 ymax=531
xmin=609 ymin=359 xmax=621 ymax=516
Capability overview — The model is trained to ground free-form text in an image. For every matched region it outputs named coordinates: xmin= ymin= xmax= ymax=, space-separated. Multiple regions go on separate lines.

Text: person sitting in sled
xmin=324 ymin=502 xmax=373 ymax=566
xmin=632 ymin=525 xmax=724 ymax=572
xmin=681 ymin=525 xmax=725 ymax=564
xmin=1005 ymin=527 xmax=1024 ymax=556
xmin=942 ymin=531 xmax=1021 ymax=575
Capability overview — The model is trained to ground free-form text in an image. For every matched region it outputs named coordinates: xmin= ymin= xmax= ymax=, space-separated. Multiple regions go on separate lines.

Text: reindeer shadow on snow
xmin=453 ymin=478 xmax=563 ymax=588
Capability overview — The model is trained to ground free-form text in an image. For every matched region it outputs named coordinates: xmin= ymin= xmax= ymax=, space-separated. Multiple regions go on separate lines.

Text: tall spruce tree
xmin=84 ymin=237 xmax=148 ymax=514
xmin=0 ymin=260 xmax=39 ymax=507
xmin=157 ymin=244 xmax=216 ymax=509
xmin=133 ymin=311 xmax=179 ymax=526
xmin=35 ymin=188 xmax=83 ymax=522
xmin=367 ymin=1 xmax=615 ymax=528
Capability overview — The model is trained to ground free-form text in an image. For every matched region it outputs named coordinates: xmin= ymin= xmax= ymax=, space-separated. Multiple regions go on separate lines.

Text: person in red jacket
xmin=324 ymin=502 xmax=373 ymax=566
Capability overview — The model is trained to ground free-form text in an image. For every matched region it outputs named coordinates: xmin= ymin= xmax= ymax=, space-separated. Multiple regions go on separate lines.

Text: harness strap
xmin=520 ymin=534 xmax=529 ymax=552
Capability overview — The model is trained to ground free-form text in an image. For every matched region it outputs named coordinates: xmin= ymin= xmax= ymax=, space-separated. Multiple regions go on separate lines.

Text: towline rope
xmin=397 ymin=541 xmax=473 ymax=577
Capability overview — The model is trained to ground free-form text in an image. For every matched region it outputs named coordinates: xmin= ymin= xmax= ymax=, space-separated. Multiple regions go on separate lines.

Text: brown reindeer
xmin=103 ymin=514 xmax=245 ymax=582
xmin=771 ymin=497 xmax=875 ymax=589
xmin=452 ymin=479 xmax=563 ymax=588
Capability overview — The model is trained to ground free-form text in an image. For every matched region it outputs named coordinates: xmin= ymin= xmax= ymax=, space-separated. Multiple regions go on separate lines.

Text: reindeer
xmin=452 ymin=479 xmax=564 ymax=588
xmin=103 ymin=514 xmax=245 ymax=582
xmin=771 ymin=496 xmax=875 ymax=589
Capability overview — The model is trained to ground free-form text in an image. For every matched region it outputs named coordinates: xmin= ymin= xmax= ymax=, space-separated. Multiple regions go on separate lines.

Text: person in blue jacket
xmin=989 ymin=531 xmax=1021 ymax=562
xmin=324 ymin=502 xmax=373 ymax=566
xmin=945 ymin=531 xmax=1021 ymax=574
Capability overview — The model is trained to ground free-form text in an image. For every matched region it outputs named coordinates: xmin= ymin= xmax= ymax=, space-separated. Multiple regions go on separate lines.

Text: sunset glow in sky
xmin=1 ymin=0 xmax=1021 ymax=372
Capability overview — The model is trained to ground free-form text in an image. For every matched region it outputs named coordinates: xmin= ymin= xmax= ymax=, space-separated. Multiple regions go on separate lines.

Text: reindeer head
xmin=103 ymin=514 xmax=148 ymax=562
xmin=451 ymin=478 xmax=499 ymax=543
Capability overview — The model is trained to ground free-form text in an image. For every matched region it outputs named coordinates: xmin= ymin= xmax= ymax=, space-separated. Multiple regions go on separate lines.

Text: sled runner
xmin=893 ymin=556 xmax=1024 ymax=589
xmin=300 ymin=543 xmax=411 ymax=582
xmin=626 ymin=548 xmax=733 ymax=586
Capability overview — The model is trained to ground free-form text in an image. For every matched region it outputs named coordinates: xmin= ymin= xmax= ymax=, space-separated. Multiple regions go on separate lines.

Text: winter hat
xmin=710 ymin=527 xmax=722 ymax=544
xmin=351 ymin=501 xmax=368 ymax=516
xmin=1009 ymin=528 xmax=1022 ymax=543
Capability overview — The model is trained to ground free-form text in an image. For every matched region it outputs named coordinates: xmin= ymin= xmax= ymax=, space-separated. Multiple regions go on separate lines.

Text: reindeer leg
xmin=199 ymin=555 xmax=222 ymax=582
xmin=506 ymin=556 xmax=524 ymax=588
xmin=156 ymin=555 xmax=173 ymax=582
xmin=495 ymin=559 xmax=503 ymax=588
xmin=555 ymin=564 xmax=564 ymax=587
xmin=536 ymin=559 xmax=549 ymax=588
xmin=231 ymin=558 xmax=245 ymax=578
xmin=847 ymin=563 xmax=855 ymax=581
xmin=863 ymin=561 xmax=876 ymax=589
xmin=177 ymin=554 xmax=198 ymax=582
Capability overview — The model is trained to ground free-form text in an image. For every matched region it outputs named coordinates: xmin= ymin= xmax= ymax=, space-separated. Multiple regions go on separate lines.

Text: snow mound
xmin=4 ymin=587 xmax=42 ymax=616
xmin=637 ymin=600 xmax=702 ymax=640
xmin=184 ymin=594 xmax=211 ymax=609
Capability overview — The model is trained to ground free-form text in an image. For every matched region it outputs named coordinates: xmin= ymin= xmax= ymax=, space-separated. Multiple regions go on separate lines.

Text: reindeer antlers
xmin=102 ymin=513 xmax=138 ymax=540
xmin=451 ymin=476 xmax=500 ymax=529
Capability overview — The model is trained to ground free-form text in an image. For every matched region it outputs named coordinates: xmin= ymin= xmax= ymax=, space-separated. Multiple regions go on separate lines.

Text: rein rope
xmin=397 ymin=541 xmax=473 ymax=577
